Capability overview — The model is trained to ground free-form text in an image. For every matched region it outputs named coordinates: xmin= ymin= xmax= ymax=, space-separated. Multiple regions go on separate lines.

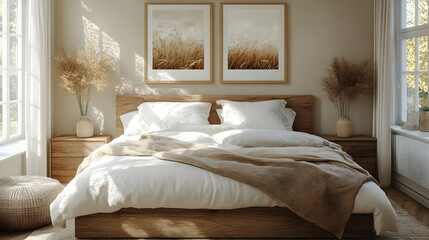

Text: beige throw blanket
xmin=77 ymin=134 xmax=375 ymax=238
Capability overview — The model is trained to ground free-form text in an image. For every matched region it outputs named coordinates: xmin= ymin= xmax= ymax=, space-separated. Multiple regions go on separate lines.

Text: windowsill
xmin=0 ymin=139 xmax=26 ymax=163
xmin=391 ymin=125 xmax=429 ymax=144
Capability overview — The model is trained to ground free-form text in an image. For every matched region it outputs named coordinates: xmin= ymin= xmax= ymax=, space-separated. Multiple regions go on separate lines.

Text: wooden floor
xmin=0 ymin=187 xmax=428 ymax=240
xmin=0 ymin=231 xmax=31 ymax=240
xmin=384 ymin=187 xmax=429 ymax=226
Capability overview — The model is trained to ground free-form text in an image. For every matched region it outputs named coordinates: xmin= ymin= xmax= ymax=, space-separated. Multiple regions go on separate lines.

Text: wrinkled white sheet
xmin=50 ymin=131 xmax=397 ymax=234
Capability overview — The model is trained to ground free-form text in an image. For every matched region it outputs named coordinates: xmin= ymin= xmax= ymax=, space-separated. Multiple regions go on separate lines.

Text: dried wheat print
xmin=152 ymin=10 xmax=204 ymax=70
xmin=227 ymin=8 xmax=280 ymax=70
xmin=228 ymin=40 xmax=278 ymax=69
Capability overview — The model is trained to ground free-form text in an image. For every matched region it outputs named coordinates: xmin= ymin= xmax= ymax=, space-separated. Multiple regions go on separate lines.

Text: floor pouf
xmin=0 ymin=176 xmax=64 ymax=231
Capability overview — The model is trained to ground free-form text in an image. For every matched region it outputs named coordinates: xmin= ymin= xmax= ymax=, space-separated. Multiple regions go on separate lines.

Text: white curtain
xmin=24 ymin=0 xmax=51 ymax=176
xmin=373 ymin=0 xmax=395 ymax=187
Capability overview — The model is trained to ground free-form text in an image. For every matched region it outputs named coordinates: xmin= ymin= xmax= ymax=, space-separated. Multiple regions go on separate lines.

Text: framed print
xmin=145 ymin=3 xmax=213 ymax=83
xmin=220 ymin=3 xmax=287 ymax=83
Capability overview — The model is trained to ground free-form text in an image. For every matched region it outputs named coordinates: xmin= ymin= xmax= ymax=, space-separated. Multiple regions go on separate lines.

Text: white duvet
xmin=50 ymin=129 xmax=397 ymax=234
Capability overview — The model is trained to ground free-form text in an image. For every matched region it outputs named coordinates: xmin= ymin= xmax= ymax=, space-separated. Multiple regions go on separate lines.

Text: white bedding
xmin=50 ymin=130 xmax=397 ymax=234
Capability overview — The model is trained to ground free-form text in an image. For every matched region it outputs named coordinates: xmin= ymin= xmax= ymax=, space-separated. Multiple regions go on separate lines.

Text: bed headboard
xmin=116 ymin=95 xmax=313 ymax=137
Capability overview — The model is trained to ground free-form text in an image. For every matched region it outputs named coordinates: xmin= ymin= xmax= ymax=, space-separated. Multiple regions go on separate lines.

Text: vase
xmin=420 ymin=111 xmax=429 ymax=132
xmin=336 ymin=117 xmax=352 ymax=137
xmin=76 ymin=115 xmax=94 ymax=137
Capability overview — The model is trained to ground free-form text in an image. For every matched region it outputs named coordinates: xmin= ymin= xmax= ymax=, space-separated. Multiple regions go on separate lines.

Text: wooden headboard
xmin=116 ymin=95 xmax=313 ymax=137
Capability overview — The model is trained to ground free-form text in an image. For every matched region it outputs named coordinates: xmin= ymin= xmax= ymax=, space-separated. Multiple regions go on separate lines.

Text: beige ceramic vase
xmin=420 ymin=111 xmax=429 ymax=132
xmin=76 ymin=115 xmax=94 ymax=137
xmin=336 ymin=117 xmax=352 ymax=137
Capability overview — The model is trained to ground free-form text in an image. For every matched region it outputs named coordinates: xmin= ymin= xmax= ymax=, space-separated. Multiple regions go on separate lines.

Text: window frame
xmin=0 ymin=0 xmax=25 ymax=145
xmin=398 ymin=0 xmax=429 ymax=123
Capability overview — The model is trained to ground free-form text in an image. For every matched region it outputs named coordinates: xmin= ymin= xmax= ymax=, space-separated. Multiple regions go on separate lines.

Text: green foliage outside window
xmin=406 ymin=0 xmax=429 ymax=114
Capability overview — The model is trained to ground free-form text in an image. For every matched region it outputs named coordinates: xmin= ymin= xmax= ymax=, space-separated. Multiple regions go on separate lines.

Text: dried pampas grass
xmin=321 ymin=57 xmax=373 ymax=117
xmin=54 ymin=38 xmax=114 ymax=115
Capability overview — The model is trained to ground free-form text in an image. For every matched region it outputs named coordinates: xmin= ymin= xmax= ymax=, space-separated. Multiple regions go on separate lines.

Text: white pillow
xmin=120 ymin=111 xmax=144 ymax=136
xmin=282 ymin=108 xmax=296 ymax=131
xmin=213 ymin=129 xmax=340 ymax=149
xmin=137 ymin=102 xmax=212 ymax=132
xmin=217 ymin=108 xmax=296 ymax=131
xmin=159 ymin=123 xmax=231 ymax=135
xmin=216 ymin=100 xmax=287 ymax=130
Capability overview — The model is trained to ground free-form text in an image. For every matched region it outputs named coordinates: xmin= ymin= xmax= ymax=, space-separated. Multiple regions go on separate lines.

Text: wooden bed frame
xmin=75 ymin=95 xmax=374 ymax=239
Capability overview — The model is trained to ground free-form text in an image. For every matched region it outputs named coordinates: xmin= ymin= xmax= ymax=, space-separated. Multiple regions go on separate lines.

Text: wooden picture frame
xmin=220 ymin=3 xmax=287 ymax=84
xmin=144 ymin=2 xmax=213 ymax=84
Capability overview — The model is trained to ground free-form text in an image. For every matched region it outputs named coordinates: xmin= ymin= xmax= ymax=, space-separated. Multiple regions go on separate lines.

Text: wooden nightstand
xmin=49 ymin=135 xmax=112 ymax=183
xmin=320 ymin=135 xmax=378 ymax=179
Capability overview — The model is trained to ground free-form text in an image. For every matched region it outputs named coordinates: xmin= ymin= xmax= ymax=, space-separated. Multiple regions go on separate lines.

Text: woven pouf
xmin=0 ymin=176 xmax=64 ymax=231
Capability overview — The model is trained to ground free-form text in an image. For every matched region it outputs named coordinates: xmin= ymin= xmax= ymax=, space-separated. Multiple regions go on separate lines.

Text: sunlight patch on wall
xmin=82 ymin=16 xmax=120 ymax=62
xmin=80 ymin=15 xmax=120 ymax=134
xmin=135 ymin=53 xmax=145 ymax=82
xmin=82 ymin=16 xmax=100 ymax=46
xmin=116 ymin=77 xmax=136 ymax=95
xmin=148 ymin=71 xmax=176 ymax=82
xmin=116 ymin=53 xmax=145 ymax=95
xmin=81 ymin=9 xmax=192 ymax=97
xmin=101 ymin=32 xmax=120 ymax=62
xmin=81 ymin=1 xmax=92 ymax=13
xmin=89 ymin=106 xmax=105 ymax=134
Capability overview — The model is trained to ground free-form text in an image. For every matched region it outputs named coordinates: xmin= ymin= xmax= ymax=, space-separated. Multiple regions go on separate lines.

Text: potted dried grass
xmin=321 ymin=57 xmax=373 ymax=137
xmin=54 ymin=40 xmax=114 ymax=137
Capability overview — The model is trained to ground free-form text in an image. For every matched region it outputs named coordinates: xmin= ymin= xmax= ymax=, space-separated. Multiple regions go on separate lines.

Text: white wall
xmin=53 ymin=0 xmax=374 ymax=137
xmin=0 ymin=155 xmax=25 ymax=177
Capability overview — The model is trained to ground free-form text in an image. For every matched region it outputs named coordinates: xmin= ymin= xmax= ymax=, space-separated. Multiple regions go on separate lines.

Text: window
xmin=0 ymin=0 xmax=23 ymax=143
xmin=401 ymin=0 xmax=429 ymax=122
